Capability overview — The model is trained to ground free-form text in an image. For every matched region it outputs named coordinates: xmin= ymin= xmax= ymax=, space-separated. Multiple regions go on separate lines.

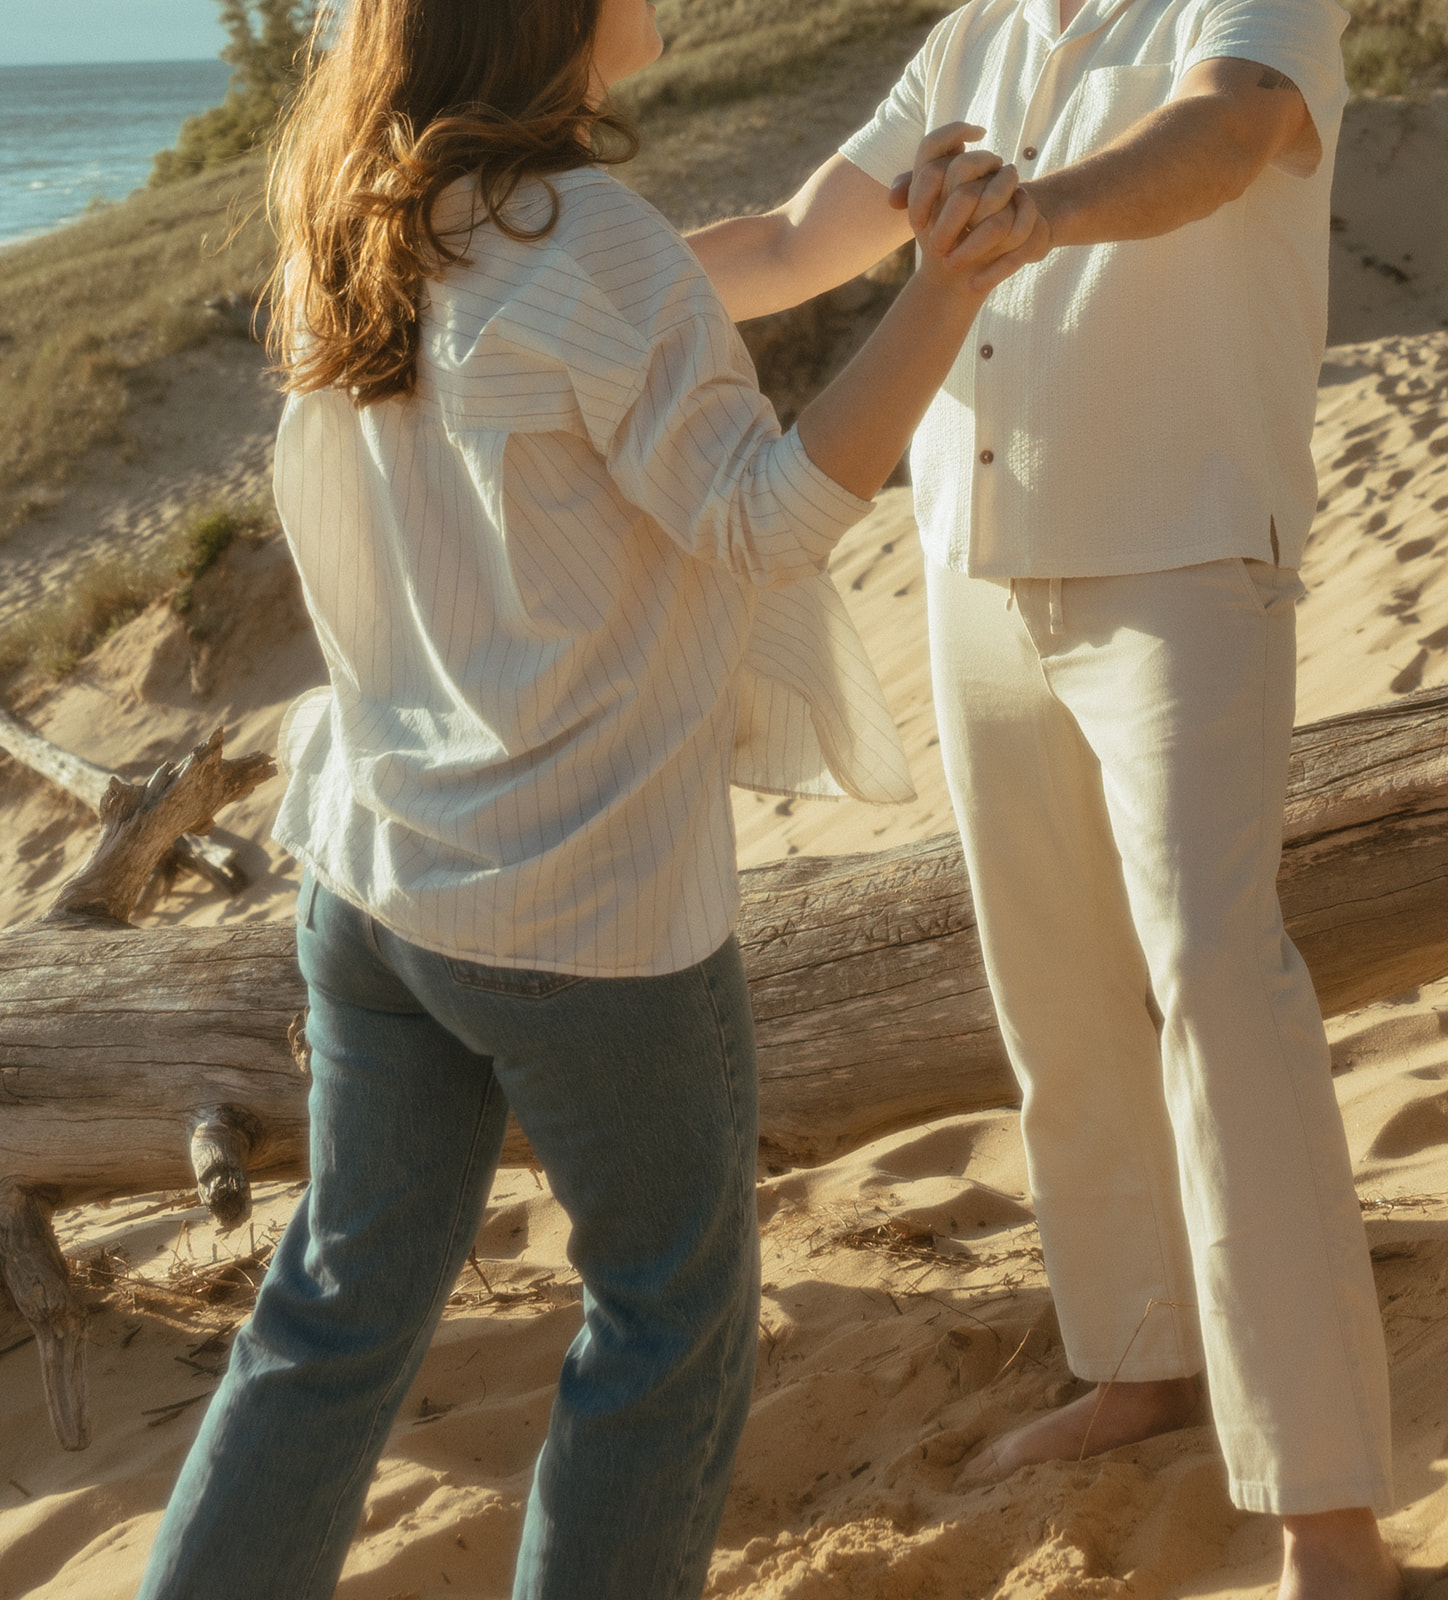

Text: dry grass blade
xmin=834 ymin=1219 xmax=968 ymax=1265
xmin=142 ymin=1393 xmax=211 ymax=1428
xmin=1361 ymin=1191 xmax=1445 ymax=1215
xmin=0 ymin=159 xmax=273 ymax=533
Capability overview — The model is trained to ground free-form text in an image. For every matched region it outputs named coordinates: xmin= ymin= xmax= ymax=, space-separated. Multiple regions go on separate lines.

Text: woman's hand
xmin=795 ymin=123 xmax=1046 ymax=498
xmin=889 ymin=122 xmax=1050 ymax=290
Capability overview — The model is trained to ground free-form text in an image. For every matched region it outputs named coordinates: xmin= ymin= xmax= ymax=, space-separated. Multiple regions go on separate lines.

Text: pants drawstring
xmin=1005 ymin=577 xmax=1065 ymax=634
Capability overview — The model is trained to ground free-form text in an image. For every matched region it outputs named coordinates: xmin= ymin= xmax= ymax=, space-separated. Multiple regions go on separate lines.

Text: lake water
xmin=0 ymin=59 xmax=233 ymax=249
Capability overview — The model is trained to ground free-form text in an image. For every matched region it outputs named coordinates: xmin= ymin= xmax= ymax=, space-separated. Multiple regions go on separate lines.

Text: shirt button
xmin=1022 ymin=146 xmax=1038 ymax=160
xmin=980 ymin=449 xmax=995 ymax=465
xmin=980 ymin=343 xmax=994 ymax=359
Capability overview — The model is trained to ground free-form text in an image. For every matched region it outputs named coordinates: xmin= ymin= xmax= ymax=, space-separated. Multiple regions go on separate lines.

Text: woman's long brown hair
xmin=267 ymin=0 xmax=639 ymax=405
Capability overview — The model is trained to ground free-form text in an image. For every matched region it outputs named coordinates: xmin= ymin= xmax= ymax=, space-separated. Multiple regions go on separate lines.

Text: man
xmin=687 ymin=1 xmax=1400 ymax=1596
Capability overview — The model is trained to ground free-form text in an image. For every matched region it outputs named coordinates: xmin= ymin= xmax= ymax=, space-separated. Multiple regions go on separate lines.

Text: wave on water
xmin=0 ymin=59 xmax=232 ymax=250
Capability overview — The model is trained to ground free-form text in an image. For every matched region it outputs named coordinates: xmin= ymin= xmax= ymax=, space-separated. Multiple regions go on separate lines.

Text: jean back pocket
xmin=445 ymin=958 xmax=582 ymax=999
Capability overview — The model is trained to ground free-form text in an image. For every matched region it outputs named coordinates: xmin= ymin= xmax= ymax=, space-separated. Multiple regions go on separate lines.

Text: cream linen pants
xmin=926 ymin=557 xmax=1392 ymax=1515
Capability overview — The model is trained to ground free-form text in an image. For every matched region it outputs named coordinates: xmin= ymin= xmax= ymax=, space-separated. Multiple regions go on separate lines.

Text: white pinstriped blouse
xmin=272 ymin=166 xmax=913 ymax=977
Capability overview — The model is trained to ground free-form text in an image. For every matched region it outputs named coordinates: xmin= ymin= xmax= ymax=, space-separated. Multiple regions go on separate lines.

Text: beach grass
xmin=0 ymin=157 xmax=272 ymax=533
xmin=0 ymin=556 xmax=161 ymax=679
xmin=0 ymin=496 xmax=278 ymax=683
xmin=0 ymin=0 xmax=954 ymax=545
xmin=1343 ymin=0 xmax=1448 ymax=93
xmin=622 ymin=0 xmax=954 ymax=113
xmin=0 ymin=0 xmax=1441 ymax=670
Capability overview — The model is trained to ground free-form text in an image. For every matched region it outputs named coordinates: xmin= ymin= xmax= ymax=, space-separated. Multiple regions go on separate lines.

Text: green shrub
xmin=151 ymin=0 xmax=316 ymax=184
xmin=174 ymin=500 xmax=276 ymax=594
xmin=1343 ymin=0 xmax=1448 ymax=93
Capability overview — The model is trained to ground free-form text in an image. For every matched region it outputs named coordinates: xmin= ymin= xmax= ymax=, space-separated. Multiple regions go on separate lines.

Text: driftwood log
xmin=0 ymin=728 xmax=276 ymax=1448
xmin=0 ymin=707 xmax=250 ymax=897
xmin=2 ymin=689 xmax=1447 ymax=1449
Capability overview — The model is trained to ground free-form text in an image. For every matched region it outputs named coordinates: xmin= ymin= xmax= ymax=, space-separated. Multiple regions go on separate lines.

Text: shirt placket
xmin=966 ymin=42 xmax=1067 ymax=573
xmin=965 ymin=4 xmax=1125 ymax=575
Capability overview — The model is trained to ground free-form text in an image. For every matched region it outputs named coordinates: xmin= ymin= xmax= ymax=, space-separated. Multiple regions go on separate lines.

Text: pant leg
xmin=137 ymin=877 xmax=514 ymax=1600
xmin=139 ymin=886 xmax=759 ymax=1600
xmin=369 ymin=929 xmax=761 ymax=1600
xmin=1031 ymin=559 xmax=1391 ymax=1515
xmin=926 ymin=563 xmax=1203 ymax=1382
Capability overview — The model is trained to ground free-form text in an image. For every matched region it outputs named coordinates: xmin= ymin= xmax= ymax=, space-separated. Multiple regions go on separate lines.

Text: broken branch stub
xmin=2 ymin=690 xmax=1447 ymax=1453
xmin=1 ymin=729 xmax=279 ymax=1451
xmin=190 ymin=1106 xmax=267 ymax=1230
xmin=0 ymin=1183 xmax=89 ymax=1450
xmin=0 ymin=707 xmax=250 ymax=898
xmin=42 ymin=728 xmax=276 ymax=926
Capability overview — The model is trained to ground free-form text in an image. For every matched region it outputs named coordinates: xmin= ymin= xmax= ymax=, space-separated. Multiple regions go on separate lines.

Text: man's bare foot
xmin=960 ymin=1375 xmax=1199 ymax=1479
xmin=1278 ymin=1508 xmax=1400 ymax=1600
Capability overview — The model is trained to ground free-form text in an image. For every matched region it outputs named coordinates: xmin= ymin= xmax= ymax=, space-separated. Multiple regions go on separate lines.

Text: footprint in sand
xmin=1369 ymin=1089 xmax=1448 ymax=1160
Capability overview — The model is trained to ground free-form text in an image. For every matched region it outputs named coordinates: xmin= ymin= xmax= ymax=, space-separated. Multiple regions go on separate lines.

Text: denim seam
xmin=665 ymin=947 xmax=753 ymax=1599
xmin=294 ymin=1070 xmax=505 ymax=1598
xmin=445 ymin=959 xmax=583 ymax=999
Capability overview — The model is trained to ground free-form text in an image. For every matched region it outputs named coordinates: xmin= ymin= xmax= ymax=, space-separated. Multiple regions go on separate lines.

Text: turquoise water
xmin=0 ymin=59 xmax=233 ymax=248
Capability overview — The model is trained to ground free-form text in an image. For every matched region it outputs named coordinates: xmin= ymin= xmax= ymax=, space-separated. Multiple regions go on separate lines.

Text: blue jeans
xmin=135 ymin=876 xmax=761 ymax=1599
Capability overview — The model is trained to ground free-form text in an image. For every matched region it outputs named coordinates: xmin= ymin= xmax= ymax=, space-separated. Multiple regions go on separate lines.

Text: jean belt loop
xmin=1006 ymin=578 xmax=1017 ymax=613
xmin=1049 ymin=575 xmax=1064 ymax=636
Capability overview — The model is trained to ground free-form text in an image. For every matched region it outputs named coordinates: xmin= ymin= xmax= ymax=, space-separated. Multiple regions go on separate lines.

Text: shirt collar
xmin=1021 ymin=0 xmax=1141 ymax=47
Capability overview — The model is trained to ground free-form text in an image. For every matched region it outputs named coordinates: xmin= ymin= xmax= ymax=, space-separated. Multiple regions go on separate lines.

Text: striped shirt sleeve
xmin=443 ymin=193 xmax=876 ymax=589
xmin=602 ymin=309 xmax=874 ymax=589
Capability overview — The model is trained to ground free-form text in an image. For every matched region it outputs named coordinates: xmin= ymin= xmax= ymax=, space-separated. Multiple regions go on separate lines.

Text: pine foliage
xmin=151 ymin=1 xmax=316 ymax=185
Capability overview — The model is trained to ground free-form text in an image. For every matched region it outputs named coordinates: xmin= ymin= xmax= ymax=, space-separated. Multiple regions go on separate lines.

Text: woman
xmin=134 ymin=2 xmax=1025 ymax=1596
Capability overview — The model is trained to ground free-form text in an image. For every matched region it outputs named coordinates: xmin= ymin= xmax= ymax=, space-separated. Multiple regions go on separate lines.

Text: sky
xmin=1 ymin=1 xmax=231 ymax=67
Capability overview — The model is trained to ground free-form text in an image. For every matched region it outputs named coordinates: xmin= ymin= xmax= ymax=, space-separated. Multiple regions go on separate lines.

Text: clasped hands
xmin=893 ymin=122 xmax=1053 ymax=291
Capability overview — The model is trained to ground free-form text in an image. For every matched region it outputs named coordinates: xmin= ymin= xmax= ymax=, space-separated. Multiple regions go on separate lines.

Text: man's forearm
xmin=1030 ymin=96 xmax=1268 ymax=247
xmin=936 ymin=58 xmax=1314 ymax=290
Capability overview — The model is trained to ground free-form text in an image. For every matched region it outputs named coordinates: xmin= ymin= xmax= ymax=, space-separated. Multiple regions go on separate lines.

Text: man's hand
xmin=888 ymin=122 xmax=1052 ymax=291
xmin=886 ymin=54 xmax=1317 ymax=290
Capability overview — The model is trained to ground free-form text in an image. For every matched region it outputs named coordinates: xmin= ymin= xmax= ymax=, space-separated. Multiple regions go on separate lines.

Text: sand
xmin=3 ymin=93 xmax=1448 ymax=1600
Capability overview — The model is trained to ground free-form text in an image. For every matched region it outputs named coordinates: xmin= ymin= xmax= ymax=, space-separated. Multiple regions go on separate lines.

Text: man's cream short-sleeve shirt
xmin=841 ymin=0 xmax=1349 ymax=577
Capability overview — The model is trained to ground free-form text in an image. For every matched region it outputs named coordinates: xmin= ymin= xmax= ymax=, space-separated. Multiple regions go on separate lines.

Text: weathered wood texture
xmin=2 ymin=689 xmax=1445 ymax=1191
xmin=1 ymin=924 xmax=310 ymax=1203
xmin=0 ymin=730 xmax=283 ymax=1449
xmin=741 ymin=686 xmax=1448 ymax=1161
xmin=1279 ymin=689 xmax=1448 ymax=1014
xmin=0 ymin=1182 xmax=88 ymax=1450
xmin=1 ymin=693 xmax=1446 ymax=1453
xmin=44 ymin=729 xmax=275 ymax=927
xmin=0 ymin=708 xmax=249 ymax=895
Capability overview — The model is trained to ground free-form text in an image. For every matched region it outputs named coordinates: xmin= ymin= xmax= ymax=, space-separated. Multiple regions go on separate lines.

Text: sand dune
xmin=1298 ymin=332 xmax=1448 ymax=723
xmin=6 ymin=985 xmax=1448 ymax=1600
xmin=6 ymin=390 xmax=1448 ymax=1592
xmin=3 ymin=91 xmax=1448 ymax=1600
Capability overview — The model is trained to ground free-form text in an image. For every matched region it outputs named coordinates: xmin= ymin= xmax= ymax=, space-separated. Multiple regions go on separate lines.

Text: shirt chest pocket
xmin=1054 ymin=63 xmax=1178 ymax=165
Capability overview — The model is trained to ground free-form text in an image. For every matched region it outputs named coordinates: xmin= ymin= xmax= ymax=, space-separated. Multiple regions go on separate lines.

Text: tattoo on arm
xmin=1256 ymin=65 xmax=1299 ymax=90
